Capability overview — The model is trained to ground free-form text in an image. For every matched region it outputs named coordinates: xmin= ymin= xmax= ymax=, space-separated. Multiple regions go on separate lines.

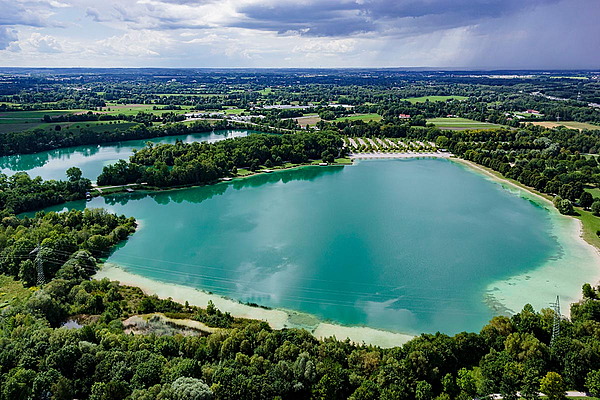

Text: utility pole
xmin=29 ymin=241 xmax=45 ymax=287
xmin=550 ymin=296 xmax=561 ymax=348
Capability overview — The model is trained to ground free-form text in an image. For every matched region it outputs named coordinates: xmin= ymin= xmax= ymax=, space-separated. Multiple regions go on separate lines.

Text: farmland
xmin=529 ymin=121 xmax=600 ymax=130
xmin=402 ymin=95 xmax=468 ymax=103
xmin=334 ymin=113 xmax=382 ymax=122
xmin=427 ymin=117 xmax=504 ymax=130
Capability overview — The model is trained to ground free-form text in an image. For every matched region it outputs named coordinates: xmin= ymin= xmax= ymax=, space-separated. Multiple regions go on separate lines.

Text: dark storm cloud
xmin=233 ymin=2 xmax=375 ymax=36
xmin=233 ymin=0 xmax=561 ymax=37
xmin=0 ymin=1 xmax=59 ymax=27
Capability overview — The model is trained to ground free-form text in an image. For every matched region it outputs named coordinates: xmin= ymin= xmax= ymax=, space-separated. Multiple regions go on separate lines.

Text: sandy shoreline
xmin=452 ymin=158 xmax=600 ymax=317
xmin=95 ymin=264 xmax=416 ymax=347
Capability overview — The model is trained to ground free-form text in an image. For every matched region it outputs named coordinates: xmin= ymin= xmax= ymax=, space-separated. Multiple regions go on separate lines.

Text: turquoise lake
xmin=0 ymin=129 xmax=256 ymax=182
xmin=38 ymin=158 xmax=559 ymax=335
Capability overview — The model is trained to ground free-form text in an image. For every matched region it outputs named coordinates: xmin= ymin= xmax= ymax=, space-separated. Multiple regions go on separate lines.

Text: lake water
xmin=38 ymin=158 xmax=561 ymax=335
xmin=0 ymin=129 xmax=256 ymax=182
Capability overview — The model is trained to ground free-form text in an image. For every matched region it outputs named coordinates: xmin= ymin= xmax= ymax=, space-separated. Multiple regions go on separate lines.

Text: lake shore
xmin=95 ymin=263 xmax=415 ymax=348
xmin=453 ymin=158 xmax=600 ymax=317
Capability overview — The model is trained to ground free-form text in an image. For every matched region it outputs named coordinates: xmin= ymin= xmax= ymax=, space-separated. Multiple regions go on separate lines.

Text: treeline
xmin=0 ymin=168 xmax=91 ymax=215
xmin=0 ymin=208 xmax=136 ymax=286
xmin=97 ymin=132 xmax=344 ymax=187
xmin=0 ymin=120 xmax=229 ymax=156
xmin=429 ymin=125 xmax=600 ymax=214
xmin=44 ymin=110 xmax=186 ymax=125
xmin=4 ymin=265 xmax=600 ymax=399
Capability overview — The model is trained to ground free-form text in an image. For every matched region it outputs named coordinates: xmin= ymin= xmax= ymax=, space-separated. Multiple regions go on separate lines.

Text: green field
xmin=0 ymin=110 xmax=88 ymax=133
xmin=0 ymin=109 xmax=83 ymax=122
xmin=101 ymin=104 xmax=192 ymax=116
xmin=258 ymin=88 xmax=273 ymax=95
xmin=2 ymin=120 xmax=140 ymax=135
xmin=427 ymin=117 xmax=503 ymax=130
xmin=156 ymin=93 xmax=222 ymax=98
xmin=584 ymin=186 xmax=600 ymax=199
xmin=402 ymin=95 xmax=468 ymax=104
xmin=223 ymin=107 xmax=246 ymax=115
xmin=334 ymin=113 xmax=382 ymax=122
xmin=0 ymin=274 xmax=32 ymax=309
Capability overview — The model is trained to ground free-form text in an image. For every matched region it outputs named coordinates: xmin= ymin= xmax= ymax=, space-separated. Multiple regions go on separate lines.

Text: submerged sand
xmin=95 ymin=264 xmax=415 ymax=348
xmin=453 ymin=159 xmax=600 ymax=317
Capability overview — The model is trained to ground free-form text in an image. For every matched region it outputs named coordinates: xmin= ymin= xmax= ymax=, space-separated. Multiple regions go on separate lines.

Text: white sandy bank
xmin=95 ymin=264 xmax=415 ymax=348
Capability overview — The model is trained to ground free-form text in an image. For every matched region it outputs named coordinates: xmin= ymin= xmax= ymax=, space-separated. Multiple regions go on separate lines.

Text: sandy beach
xmin=95 ymin=264 xmax=415 ymax=347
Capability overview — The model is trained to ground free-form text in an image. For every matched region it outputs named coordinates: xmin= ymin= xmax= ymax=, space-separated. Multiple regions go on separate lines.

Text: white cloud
xmin=94 ymin=30 xmax=173 ymax=57
xmin=23 ymin=32 xmax=63 ymax=53
xmin=0 ymin=0 xmax=597 ymax=68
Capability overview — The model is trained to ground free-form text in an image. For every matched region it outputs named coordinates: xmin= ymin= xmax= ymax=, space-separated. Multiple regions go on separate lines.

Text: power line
xmin=550 ymin=295 xmax=560 ymax=348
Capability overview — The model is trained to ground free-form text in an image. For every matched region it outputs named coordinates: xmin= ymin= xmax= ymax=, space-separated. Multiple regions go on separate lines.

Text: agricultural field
xmin=334 ymin=113 xmax=382 ymax=122
xmin=402 ymin=95 xmax=468 ymax=103
xmin=427 ymin=117 xmax=504 ymax=130
xmin=156 ymin=93 xmax=221 ymax=97
xmin=101 ymin=103 xmax=193 ymax=116
xmin=0 ymin=109 xmax=87 ymax=133
xmin=528 ymin=121 xmax=600 ymax=130
xmin=294 ymin=114 xmax=321 ymax=126
xmin=223 ymin=107 xmax=246 ymax=115
xmin=2 ymin=120 xmax=140 ymax=135
xmin=0 ymin=109 xmax=83 ymax=122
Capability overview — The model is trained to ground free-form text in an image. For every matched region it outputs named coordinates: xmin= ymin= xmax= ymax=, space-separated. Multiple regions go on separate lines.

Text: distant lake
xmin=37 ymin=159 xmax=561 ymax=335
xmin=0 ymin=129 xmax=258 ymax=182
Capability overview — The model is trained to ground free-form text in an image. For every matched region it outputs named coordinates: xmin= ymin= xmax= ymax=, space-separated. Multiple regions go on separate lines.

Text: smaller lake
xmin=0 ymin=129 xmax=257 ymax=182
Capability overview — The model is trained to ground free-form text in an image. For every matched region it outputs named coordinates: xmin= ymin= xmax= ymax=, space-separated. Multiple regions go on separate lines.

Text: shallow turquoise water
xmin=0 ymin=129 xmax=256 ymax=182
xmin=38 ymin=159 xmax=559 ymax=335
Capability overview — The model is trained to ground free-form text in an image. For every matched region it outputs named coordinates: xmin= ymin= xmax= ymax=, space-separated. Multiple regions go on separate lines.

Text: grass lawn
xmin=0 ymin=274 xmax=32 ymax=309
xmin=223 ymin=107 xmax=246 ymax=115
xmin=529 ymin=121 xmax=600 ymax=131
xmin=258 ymin=88 xmax=273 ymax=95
xmin=585 ymin=187 xmax=600 ymax=199
xmin=427 ymin=117 xmax=503 ymax=130
xmin=576 ymin=207 xmax=600 ymax=251
xmin=333 ymin=157 xmax=353 ymax=164
xmin=235 ymin=168 xmax=254 ymax=176
xmin=402 ymin=95 xmax=468 ymax=104
xmin=334 ymin=113 xmax=382 ymax=122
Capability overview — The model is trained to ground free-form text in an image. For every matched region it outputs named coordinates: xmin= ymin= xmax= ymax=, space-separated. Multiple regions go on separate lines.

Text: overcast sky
xmin=0 ymin=0 xmax=598 ymax=69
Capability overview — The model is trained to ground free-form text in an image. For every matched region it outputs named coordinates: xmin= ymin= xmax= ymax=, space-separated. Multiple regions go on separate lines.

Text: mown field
xmin=102 ymin=103 xmax=193 ymax=116
xmin=334 ymin=113 xmax=382 ymax=122
xmin=0 ymin=275 xmax=31 ymax=309
xmin=427 ymin=117 xmax=504 ymax=130
xmin=402 ymin=95 xmax=468 ymax=103
xmin=529 ymin=121 xmax=600 ymax=130
xmin=294 ymin=114 xmax=321 ymax=126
